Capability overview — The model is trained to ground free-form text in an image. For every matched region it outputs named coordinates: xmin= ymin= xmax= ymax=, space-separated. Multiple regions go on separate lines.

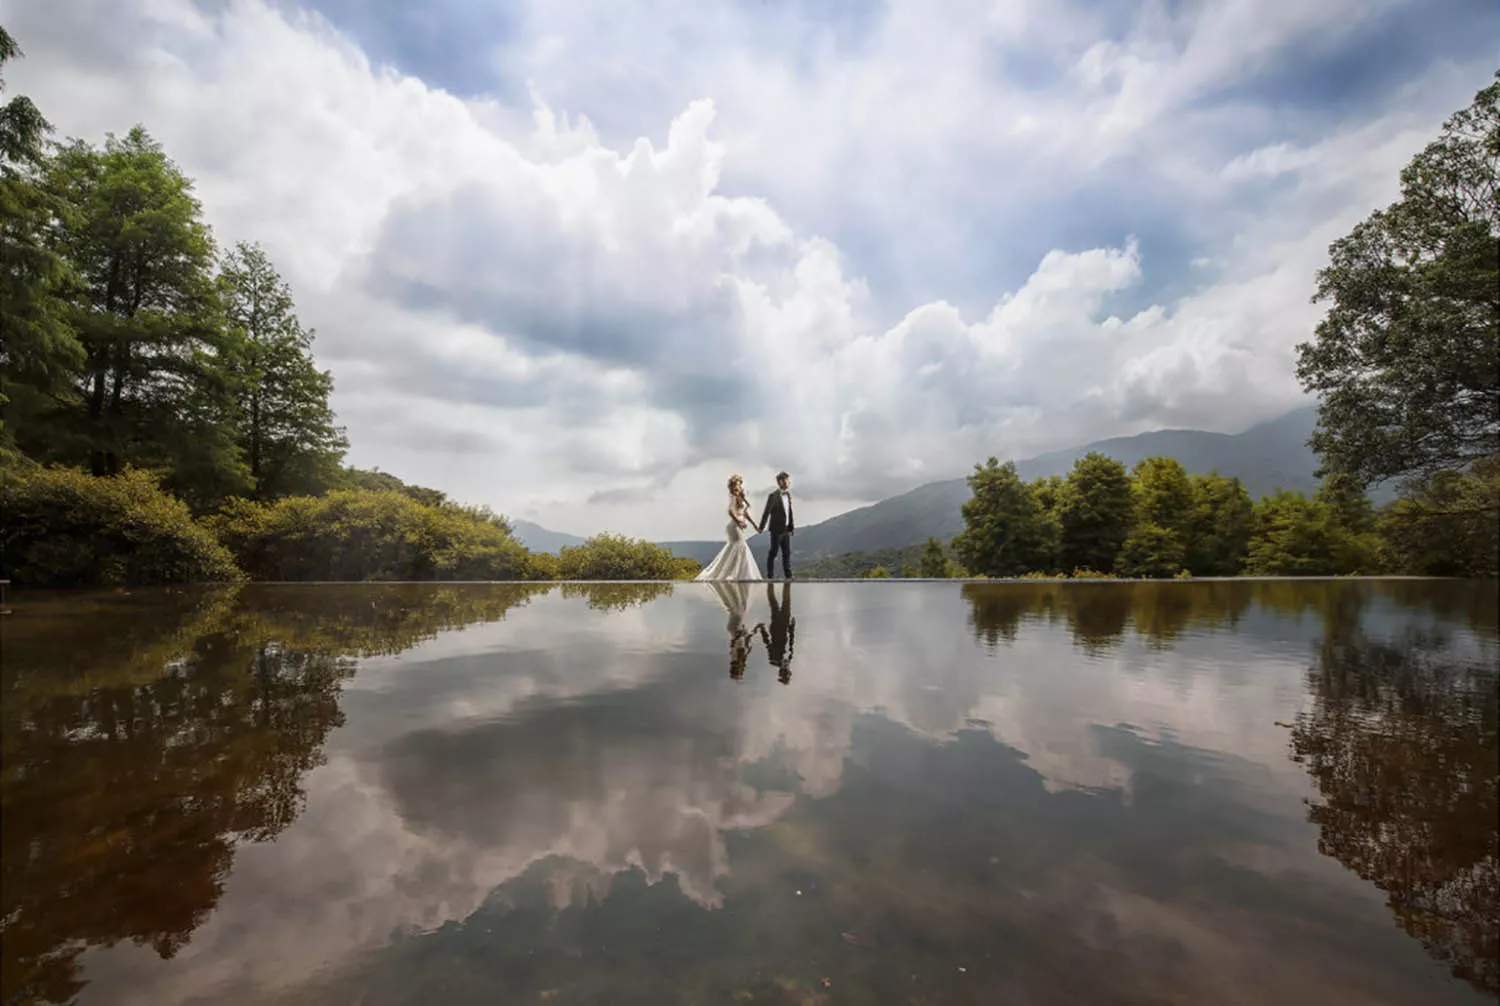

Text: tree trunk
xmin=250 ymin=393 xmax=262 ymax=491
xmin=88 ymin=350 xmax=109 ymax=476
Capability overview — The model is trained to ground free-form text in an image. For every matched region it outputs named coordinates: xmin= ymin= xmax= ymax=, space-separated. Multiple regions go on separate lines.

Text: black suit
xmin=760 ymin=489 xmax=794 ymax=578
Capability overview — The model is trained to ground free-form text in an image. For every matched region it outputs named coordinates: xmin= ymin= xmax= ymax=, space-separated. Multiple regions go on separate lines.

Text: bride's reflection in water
xmin=708 ymin=581 xmax=756 ymax=680
xmin=756 ymin=582 xmax=795 ymax=684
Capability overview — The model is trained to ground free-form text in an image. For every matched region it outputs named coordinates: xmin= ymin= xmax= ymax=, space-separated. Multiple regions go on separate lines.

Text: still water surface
xmin=2 ymin=580 xmax=1496 ymax=1005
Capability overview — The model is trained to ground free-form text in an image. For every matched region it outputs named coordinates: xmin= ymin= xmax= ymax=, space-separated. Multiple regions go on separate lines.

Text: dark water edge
xmin=2 ymin=579 xmax=1496 ymax=1005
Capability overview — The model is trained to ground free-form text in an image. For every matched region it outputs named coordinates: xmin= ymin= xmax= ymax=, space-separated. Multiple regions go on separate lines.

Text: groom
xmin=760 ymin=471 xmax=794 ymax=579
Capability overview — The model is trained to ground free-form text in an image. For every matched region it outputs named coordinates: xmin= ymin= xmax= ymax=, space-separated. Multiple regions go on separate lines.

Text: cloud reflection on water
xmin=1 ymin=580 xmax=1492 ymax=1004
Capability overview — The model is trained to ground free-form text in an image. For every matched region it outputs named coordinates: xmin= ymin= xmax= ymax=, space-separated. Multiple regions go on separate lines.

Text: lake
xmin=2 ymin=580 xmax=1496 ymax=1005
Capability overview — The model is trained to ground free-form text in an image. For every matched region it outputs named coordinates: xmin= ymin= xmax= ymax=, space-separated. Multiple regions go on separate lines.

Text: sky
xmin=2 ymin=0 xmax=1494 ymax=539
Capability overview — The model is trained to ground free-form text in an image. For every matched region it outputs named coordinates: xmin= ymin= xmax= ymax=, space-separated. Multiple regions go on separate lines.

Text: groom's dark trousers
xmin=765 ymin=530 xmax=792 ymax=579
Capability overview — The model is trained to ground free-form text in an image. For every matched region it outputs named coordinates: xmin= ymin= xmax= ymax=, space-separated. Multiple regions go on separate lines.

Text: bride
xmin=695 ymin=474 xmax=763 ymax=582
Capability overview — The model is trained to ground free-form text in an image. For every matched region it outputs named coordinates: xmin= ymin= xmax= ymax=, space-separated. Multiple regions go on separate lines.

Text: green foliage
xmin=1057 ymin=453 xmax=1134 ymax=574
xmin=919 ymin=537 xmax=960 ymax=578
xmin=555 ymin=533 xmax=700 ymax=580
xmin=953 ymin=458 xmax=1051 ymax=577
xmin=2 ymin=95 xmax=353 ymax=516
xmin=0 ymin=29 xmax=84 ymax=455
xmin=799 ymin=544 xmax=929 ymax=579
xmin=1132 ymin=456 xmax=1193 ymax=534
xmin=39 ymin=127 xmax=247 ymax=507
xmin=953 ymin=444 xmax=1490 ymax=580
xmin=0 ymin=465 xmax=242 ymax=586
xmin=1115 ymin=521 xmax=1188 ymax=579
xmin=1070 ymin=567 xmax=1113 ymax=579
xmin=1185 ymin=472 xmax=1253 ymax=576
xmin=217 ymin=242 xmax=346 ymax=498
xmin=1316 ymin=472 xmax=1382 ymax=573
xmin=524 ymin=550 xmax=561 ymax=580
xmin=0 ymin=28 xmax=50 ymax=166
xmin=210 ymin=490 xmax=536 ymax=582
xmin=1297 ymin=74 xmax=1500 ymax=489
xmin=1378 ymin=455 xmax=1499 ymax=577
xmin=333 ymin=466 xmax=448 ymax=506
xmin=1027 ymin=474 xmax=1065 ymax=573
xmin=1243 ymin=491 xmax=1344 ymax=576
xmin=860 ymin=565 xmax=892 ymax=579
xmin=899 ymin=563 xmax=918 ymax=578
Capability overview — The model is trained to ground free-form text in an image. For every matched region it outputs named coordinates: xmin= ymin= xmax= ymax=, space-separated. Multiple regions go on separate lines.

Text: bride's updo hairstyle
xmin=727 ymin=474 xmax=743 ymax=494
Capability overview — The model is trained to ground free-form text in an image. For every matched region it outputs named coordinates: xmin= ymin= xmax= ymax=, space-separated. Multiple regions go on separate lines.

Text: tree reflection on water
xmin=1292 ymin=629 xmax=1499 ymax=996
xmin=0 ymin=584 xmax=546 ymax=1006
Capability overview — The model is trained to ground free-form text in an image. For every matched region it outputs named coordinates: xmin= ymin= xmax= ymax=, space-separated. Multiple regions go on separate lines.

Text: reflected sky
xmin=2 ymin=581 xmax=1495 ymax=1005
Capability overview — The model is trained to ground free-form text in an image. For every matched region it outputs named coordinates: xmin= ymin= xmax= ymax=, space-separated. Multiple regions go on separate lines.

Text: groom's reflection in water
xmin=756 ymin=581 xmax=795 ymax=684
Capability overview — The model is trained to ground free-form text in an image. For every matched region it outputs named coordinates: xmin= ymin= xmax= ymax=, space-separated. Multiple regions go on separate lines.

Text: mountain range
xmin=514 ymin=404 xmax=1336 ymax=564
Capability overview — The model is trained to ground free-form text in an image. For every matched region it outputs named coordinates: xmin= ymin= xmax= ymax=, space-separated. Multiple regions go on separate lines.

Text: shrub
xmin=1115 ymin=521 xmax=1188 ymax=579
xmin=0 ymin=466 xmax=243 ymax=587
xmin=555 ymin=534 xmax=699 ymax=580
xmin=860 ymin=565 xmax=893 ymax=579
xmin=210 ymin=490 xmax=536 ymax=581
xmin=1070 ymin=567 xmax=1113 ymax=579
xmin=524 ymin=550 xmax=561 ymax=580
xmin=1243 ymin=491 xmax=1342 ymax=576
xmin=919 ymin=538 xmax=959 ymax=578
xmin=1377 ymin=456 xmax=1500 ymax=577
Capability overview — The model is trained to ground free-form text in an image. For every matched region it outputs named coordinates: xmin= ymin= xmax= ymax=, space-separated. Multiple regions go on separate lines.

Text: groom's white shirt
xmin=779 ymin=490 xmax=790 ymax=525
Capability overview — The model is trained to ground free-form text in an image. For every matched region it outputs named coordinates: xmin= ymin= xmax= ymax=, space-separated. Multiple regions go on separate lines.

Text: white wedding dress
xmin=695 ymin=496 xmax=764 ymax=582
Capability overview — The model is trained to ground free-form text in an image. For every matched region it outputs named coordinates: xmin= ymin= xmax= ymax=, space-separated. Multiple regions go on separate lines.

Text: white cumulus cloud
xmin=1 ymin=0 xmax=1490 ymax=537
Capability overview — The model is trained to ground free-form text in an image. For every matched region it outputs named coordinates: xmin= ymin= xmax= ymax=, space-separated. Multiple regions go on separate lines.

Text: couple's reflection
xmin=709 ymin=581 xmax=795 ymax=684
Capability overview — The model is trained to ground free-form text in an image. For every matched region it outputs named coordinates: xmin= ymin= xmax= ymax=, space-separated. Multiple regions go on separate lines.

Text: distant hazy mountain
xmin=517 ymin=404 xmax=1330 ymax=562
xmin=510 ymin=519 xmax=588 ymax=555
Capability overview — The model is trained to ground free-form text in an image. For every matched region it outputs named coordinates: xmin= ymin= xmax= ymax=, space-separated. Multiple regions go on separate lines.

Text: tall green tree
xmin=1243 ymin=491 xmax=1342 ymax=576
xmin=1296 ymin=74 xmax=1499 ymax=489
xmin=0 ymin=28 xmax=47 ymax=165
xmin=1056 ymin=452 xmax=1134 ymax=573
xmin=0 ymin=28 xmax=83 ymax=459
xmin=1184 ymin=472 xmax=1253 ymax=576
xmin=1316 ymin=472 xmax=1380 ymax=573
xmin=1131 ymin=456 xmax=1194 ymax=533
xmin=953 ymin=458 xmax=1050 ymax=577
xmin=217 ymin=242 xmax=346 ymax=498
xmin=919 ymin=537 xmax=956 ymax=578
xmin=1126 ymin=457 xmax=1194 ymax=578
xmin=42 ymin=127 xmax=246 ymax=505
xmin=1029 ymin=474 xmax=1065 ymax=574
